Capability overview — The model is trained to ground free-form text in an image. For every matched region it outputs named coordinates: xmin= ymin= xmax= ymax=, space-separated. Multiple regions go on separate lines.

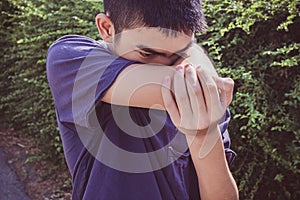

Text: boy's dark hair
xmin=103 ymin=0 xmax=207 ymax=35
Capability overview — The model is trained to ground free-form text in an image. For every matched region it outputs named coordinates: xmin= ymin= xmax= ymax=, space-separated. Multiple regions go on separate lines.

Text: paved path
xmin=0 ymin=147 xmax=31 ymax=200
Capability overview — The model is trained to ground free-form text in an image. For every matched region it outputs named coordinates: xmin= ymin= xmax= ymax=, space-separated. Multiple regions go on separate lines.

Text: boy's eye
xmin=139 ymin=51 xmax=154 ymax=58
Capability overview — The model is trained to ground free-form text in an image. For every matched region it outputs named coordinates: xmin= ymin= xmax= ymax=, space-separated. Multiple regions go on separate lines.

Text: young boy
xmin=46 ymin=0 xmax=238 ymax=199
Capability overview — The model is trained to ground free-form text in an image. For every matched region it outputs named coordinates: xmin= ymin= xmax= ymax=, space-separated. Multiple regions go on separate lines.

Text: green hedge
xmin=1 ymin=0 xmax=299 ymax=199
xmin=0 ymin=0 xmax=101 ymax=161
xmin=199 ymin=0 xmax=300 ymax=199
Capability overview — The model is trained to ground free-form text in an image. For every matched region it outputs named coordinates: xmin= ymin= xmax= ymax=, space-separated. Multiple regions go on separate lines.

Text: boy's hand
xmin=161 ymin=64 xmax=234 ymax=136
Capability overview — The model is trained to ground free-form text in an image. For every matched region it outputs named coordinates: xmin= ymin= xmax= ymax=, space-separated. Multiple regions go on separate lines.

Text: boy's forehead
xmin=116 ymin=27 xmax=195 ymax=53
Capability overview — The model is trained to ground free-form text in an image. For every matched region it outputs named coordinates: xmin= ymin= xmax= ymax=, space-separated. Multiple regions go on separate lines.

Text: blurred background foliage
xmin=0 ymin=0 xmax=299 ymax=199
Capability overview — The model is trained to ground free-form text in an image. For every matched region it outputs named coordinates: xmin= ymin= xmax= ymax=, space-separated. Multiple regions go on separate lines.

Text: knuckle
xmin=224 ymin=78 xmax=235 ymax=89
xmin=194 ymin=86 xmax=202 ymax=97
xmin=186 ymin=79 xmax=196 ymax=88
xmin=178 ymin=94 xmax=187 ymax=102
xmin=206 ymin=83 xmax=216 ymax=91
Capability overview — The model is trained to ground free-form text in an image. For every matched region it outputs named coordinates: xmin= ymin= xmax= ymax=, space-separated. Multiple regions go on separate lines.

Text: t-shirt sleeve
xmin=218 ymin=108 xmax=236 ymax=165
xmin=46 ymin=35 xmax=135 ymax=128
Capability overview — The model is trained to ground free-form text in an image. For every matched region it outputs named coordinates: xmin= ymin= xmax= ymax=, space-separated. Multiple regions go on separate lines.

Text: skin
xmin=95 ymin=13 xmax=239 ymax=199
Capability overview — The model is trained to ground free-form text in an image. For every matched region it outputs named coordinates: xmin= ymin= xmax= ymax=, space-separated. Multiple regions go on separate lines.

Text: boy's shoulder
xmin=47 ymin=35 xmax=110 ymax=60
xmin=51 ymin=34 xmax=102 ymax=48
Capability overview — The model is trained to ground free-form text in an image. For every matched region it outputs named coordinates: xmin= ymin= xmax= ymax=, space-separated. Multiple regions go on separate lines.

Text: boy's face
xmin=112 ymin=28 xmax=194 ymax=66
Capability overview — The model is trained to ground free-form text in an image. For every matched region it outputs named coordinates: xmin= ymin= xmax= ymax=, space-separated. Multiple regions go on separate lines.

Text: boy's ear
xmin=95 ymin=14 xmax=114 ymax=42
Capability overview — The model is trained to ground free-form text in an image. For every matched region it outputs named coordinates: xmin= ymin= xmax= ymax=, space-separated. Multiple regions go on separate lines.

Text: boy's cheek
xmin=119 ymin=52 xmax=143 ymax=62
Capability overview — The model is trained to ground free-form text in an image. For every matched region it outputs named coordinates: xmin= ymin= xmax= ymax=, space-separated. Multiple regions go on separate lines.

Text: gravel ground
xmin=0 ymin=147 xmax=31 ymax=200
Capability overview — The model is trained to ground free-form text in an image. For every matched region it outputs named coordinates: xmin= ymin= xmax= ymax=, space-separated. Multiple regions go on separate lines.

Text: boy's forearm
xmin=186 ymin=128 xmax=239 ymax=200
xmin=101 ymin=63 xmax=176 ymax=109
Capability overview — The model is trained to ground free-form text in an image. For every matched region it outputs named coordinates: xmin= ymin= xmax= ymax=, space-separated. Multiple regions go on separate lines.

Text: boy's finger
xmin=174 ymin=66 xmax=192 ymax=119
xmin=196 ymin=67 xmax=225 ymax=118
xmin=213 ymin=77 xmax=234 ymax=107
xmin=161 ymin=76 xmax=180 ymax=126
xmin=185 ymin=65 xmax=205 ymax=116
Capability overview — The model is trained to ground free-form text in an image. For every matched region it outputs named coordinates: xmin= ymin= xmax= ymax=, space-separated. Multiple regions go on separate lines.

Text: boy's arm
xmin=101 ymin=44 xmax=231 ymax=109
xmin=101 ymin=63 xmax=174 ymax=109
xmin=188 ymin=130 xmax=239 ymax=200
xmin=101 ymin=41 xmax=238 ymax=198
xmin=161 ymin=66 xmax=239 ymax=199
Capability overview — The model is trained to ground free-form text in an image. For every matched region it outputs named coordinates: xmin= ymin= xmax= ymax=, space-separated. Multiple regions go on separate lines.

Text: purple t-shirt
xmin=46 ymin=35 xmax=236 ymax=200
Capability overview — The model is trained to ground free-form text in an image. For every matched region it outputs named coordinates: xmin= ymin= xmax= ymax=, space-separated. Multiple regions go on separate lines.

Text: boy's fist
xmin=161 ymin=65 xmax=234 ymax=135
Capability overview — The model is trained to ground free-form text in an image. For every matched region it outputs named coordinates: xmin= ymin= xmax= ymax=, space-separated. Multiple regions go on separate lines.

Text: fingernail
xmin=195 ymin=65 xmax=202 ymax=72
xmin=185 ymin=64 xmax=192 ymax=71
xmin=185 ymin=64 xmax=193 ymax=69
xmin=176 ymin=65 xmax=183 ymax=72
